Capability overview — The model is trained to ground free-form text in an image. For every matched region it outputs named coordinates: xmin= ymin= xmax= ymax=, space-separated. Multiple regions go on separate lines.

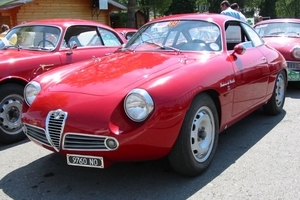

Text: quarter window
xmin=99 ymin=29 xmax=121 ymax=46
xmin=242 ymin=23 xmax=263 ymax=47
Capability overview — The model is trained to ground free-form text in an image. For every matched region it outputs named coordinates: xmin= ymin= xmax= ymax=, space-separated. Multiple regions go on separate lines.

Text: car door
xmin=59 ymin=26 xmax=123 ymax=64
xmin=225 ymin=22 xmax=270 ymax=117
xmin=13 ymin=26 xmax=64 ymax=78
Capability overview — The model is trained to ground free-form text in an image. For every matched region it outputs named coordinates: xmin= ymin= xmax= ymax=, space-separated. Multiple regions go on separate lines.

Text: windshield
xmin=0 ymin=25 xmax=61 ymax=50
xmin=255 ymin=22 xmax=300 ymax=37
xmin=125 ymin=20 xmax=221 ymax=52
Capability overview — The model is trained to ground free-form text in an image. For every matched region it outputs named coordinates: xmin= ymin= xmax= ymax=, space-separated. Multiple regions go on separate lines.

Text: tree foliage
xmin=118 ymin=0 xmax=172 ymax=27
xmin=164 ymin=0 xmax=197 ymax=15
xmin=140 ymin=0 xmax=172 ymax=18
xmin=126 ymin=0 xmax=136 ymax=28
xmin=119 ymin=0 xmax=300 ymax=28
xmin=276 ymin=0 xmax=300 ymax=18
xmin=259 ymin=0 xmax=277 ymax=19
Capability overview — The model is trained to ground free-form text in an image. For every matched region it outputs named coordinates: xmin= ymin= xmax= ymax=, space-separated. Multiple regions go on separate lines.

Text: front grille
xmin=46 ymin=109 xmax=68 ymax=152
xmin=25 ymin=110 xmax=118 ymax=152
xmin=287 ymin=61 xmax=300 ymax=71
xmin=24 ymin=124 xmax=50 ymax=146
xmin=63 ymin=134 xmax=110 ymax=150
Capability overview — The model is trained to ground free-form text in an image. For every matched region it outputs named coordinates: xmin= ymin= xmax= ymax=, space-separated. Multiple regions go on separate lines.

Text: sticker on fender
xmin=67 ymin=154 xmax=104 ymax=168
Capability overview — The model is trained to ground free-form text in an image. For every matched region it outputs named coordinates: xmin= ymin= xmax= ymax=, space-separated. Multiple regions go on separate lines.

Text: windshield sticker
xmin=168 ymin=21 xmax=180 ymax=27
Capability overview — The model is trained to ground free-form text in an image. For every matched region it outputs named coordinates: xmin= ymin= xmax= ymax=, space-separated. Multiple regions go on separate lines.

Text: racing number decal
xmin=168 ymin=21 xmax=180 ymax=27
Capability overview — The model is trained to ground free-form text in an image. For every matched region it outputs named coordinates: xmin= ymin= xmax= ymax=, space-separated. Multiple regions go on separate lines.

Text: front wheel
xmin=0 ymin=83 xmax=26 ymax=144
xmin=168 ymin=93 xmax=219 ymax=176
xmin=263 ymin=70 xmax=287 ymax=115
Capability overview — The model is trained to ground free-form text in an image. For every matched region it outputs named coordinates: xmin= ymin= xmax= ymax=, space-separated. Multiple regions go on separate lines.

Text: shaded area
xmin=0 ymin=137 xmax=30 ymax=152
xmin=286 ymin=82 xmax=300 ymax=99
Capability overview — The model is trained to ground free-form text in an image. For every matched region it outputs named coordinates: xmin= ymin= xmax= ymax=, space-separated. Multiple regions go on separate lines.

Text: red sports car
xmin=254 ymin=18 xmax=300 ymax=85
xmin=22 ymin=13 xmax=287 ymax=176
xmin=0 ymin=19 xmax=127 ymax=144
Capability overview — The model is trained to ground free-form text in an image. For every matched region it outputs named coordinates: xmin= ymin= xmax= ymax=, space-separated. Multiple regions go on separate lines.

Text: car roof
xmin=255 ymin=18 xmax=300 ymax=26
xmin=147 ymin=13 xmax=241 ymax=25
xmin=14 ymin=18 xmax=114 ymax=30
xmin=114 ymin=28 xmax=138 ymax=32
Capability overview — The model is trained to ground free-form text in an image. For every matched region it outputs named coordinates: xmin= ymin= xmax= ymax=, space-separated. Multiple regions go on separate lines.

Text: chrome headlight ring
xmin=292 ymin=46 xmax=300 ymax=60
xmin=24 ymin=81 xmax=41 ymax=106
xmin=124 ymin=88 xmax=154 ymax=122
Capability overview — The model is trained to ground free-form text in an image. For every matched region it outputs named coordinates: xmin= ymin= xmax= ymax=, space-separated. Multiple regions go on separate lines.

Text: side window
xmin=99 ymin=28 xmax=121 ymax=46
xmin=78 ymin=30 xmax=101 ymax=46
xmin=64 ymin=26 xmax=102 ymax=48
xmin=225 ymin=25 xmax=242 ymax=50
xmin=242 ymin=23 xmax=264 ymax=47
xmin=125 ymin=32 xmax=135 ymax=40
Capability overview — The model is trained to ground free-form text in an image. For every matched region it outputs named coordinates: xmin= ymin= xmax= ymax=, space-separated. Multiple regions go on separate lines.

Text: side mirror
xmin=70 ymin=42 xmax=78 ymax=50
xmin=233 ymin=43 xmax=246 ymax=55
xmin=66 ymin=42 xmax=78 ymax=55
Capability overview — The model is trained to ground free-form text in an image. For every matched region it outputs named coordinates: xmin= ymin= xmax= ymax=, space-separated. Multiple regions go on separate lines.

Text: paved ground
xmin=0 ymin=84 xmax=299 ymax=200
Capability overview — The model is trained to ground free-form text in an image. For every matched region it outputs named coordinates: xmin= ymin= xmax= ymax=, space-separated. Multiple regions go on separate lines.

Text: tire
xmin=168 ymin=93 xmax=219 ymax=177
xmin=0 ymin=83 xmax=26 ymax=144
xmin=263 ymin=70 xmax=286 ymax=115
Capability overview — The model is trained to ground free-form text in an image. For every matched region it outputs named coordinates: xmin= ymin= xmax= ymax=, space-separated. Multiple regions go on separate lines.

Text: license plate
xmin=67 ymin=154 xmax=104 ymax=168
xmin=288 ymin=70 xmax=300 ymax=81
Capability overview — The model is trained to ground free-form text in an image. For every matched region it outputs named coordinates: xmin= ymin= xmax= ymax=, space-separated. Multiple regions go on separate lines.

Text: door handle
xmin=40 ymin=64 xmax=55 ymax=70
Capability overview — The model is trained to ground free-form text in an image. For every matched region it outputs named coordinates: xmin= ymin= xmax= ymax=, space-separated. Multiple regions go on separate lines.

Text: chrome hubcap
xmin=190 ymin=106 xmax=215 ymax=162
xmin=0 ymin=94 xmax=23 ymax=134
xmin=275 ymin=73 xmax=285 ymax=107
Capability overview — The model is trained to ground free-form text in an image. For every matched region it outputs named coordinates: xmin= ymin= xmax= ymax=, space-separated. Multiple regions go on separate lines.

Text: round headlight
xmin=124 ymin=89 xmax=154 ymax=122
xmin=292 ymin=47 xmax=300 ymax=59
xmin=24 ymin=81 xmax=41 ymax=106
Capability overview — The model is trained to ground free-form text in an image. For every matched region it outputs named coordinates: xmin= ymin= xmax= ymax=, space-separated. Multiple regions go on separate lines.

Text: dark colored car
xmin=22 ymin=13 xmax=287 ymax=176
xmin=0 ymin=18 xmax=127 ymax=144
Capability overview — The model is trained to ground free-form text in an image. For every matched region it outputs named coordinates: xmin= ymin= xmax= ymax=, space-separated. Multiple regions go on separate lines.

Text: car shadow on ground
xmin=0 ymin=107 xmax=286 ymax=200
xmin=286 ymin=82 xmax=300 ymax=99
xmin=0 ymin=137 xmax=30 ymax=151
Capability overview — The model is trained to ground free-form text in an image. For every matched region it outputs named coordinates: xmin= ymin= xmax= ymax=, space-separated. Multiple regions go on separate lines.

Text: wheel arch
xmin=0 ymin=78 xmax=28 ymax=144
xmin=195 ymin=89 xmax=221 ymax=128
xmin=168 ymin=88 xmax=221 ymax=176
xmin=0 ymin=77 xmax=28 ymax=88
xmin=283 ymin=67 xmax=288 ymax=87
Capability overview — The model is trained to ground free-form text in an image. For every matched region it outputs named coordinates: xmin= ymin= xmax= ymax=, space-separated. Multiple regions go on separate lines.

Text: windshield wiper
xmin=3 ymin=44 xmax=22 ymax=50
xmin=161 ymin=45 xmax=181 ymax=54
xmin=134 ymin=40 xmax=181 ymax=54
xmin=269 ymin=31 xmax=285 ymax=36
xmin=115 ymin=46 xmax=134 ymax=53
xmin=28 ymin=46 xmax=52 ymax=50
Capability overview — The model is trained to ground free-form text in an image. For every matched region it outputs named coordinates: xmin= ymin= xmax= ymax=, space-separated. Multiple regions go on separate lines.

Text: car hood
xmin=46 ymin=52 xmax=218 ymax=96
xmin=263 ymin=37 xmax=300 ymax=51
xmin=263 ymin=37 xmax=300 ymax=60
